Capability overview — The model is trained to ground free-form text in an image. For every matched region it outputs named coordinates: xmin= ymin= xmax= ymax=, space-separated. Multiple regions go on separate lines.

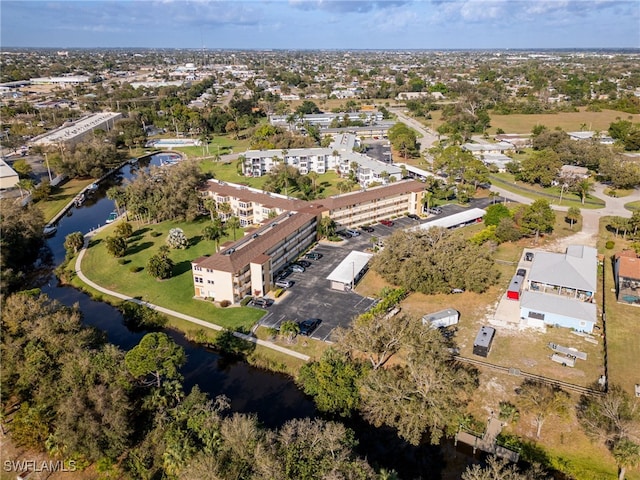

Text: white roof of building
xmin=411 ymin=208 xmax=486 ymax=231
xmin=528 ymin=245 xmax=597 ymax=293
xmin=520 ymin=290 xmax=597 ymax=324
xmin=327 ymin=251 xmax=373 ymax=285
xmin=0 ymin=159 xmax=19 ymax=178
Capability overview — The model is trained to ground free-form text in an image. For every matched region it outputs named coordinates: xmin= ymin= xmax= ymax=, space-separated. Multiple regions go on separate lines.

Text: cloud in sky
xmin=1 ymin=0 xmax=638 ymax=48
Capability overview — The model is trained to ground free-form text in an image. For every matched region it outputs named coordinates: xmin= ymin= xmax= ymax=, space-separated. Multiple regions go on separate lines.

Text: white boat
xmin=87 ymin=182 xmax=99 ymax=192
xmin=74 ymin=193 xmax=86 ymax=207
xmin=105 ymin=211 xmax=118 ymax=224
xmin=43 ymin=224 xmax=57 ymax=236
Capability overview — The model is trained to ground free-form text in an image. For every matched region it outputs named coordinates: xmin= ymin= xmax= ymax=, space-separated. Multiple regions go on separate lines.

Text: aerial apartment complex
xmin=242 ymin=133 xmax=402 ymax=187
xmin=193 ymin=179 xmax=425 ymax=303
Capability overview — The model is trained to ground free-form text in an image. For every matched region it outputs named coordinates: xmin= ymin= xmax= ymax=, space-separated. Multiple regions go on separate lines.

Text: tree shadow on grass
xmin=126 ymin=241 xmax=154 ymax=256
xmin=189 ymin=235 xmax=203 ymax=246
xmin=172 ymin=260 xmax=194 ymax=277
xmin=88 ymin=238 xmax=102 ymax=248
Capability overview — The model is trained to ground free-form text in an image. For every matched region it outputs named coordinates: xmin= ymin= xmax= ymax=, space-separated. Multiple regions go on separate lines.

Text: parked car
xmin=295 ymin=260 xmax=311 ymax=268
xmin=275 ymin=279 xmax=294 ymax=288
xmin=305 ymin=252 xmax=323 ymax=260
xmin=380 ymin=219 xmax=394 ymax=227
xmin=525 ymin=252 xmax=534 ymax=262
xmin=361 ymin=226 xmax=375 ymax=233
xmin=427 ymin=207 xmax=442 ymax=215
xmin=251 ymin=297 xmax=273 ymax=308
xmin=336 ymin=230 xmax=352 ymax=239
xmin=516 ymin=268 xmax=527 ymax=277
xmin=297 ymin=318 xmax=321 ymax=336
xmin=346 ymin=229 xmax=360 ymax=237
xmin=291 ymin=264 xmax=305 ymax=273
xmin=451 ymin=288 xmax=465 ymax=294
xmin=407 ymin=213 xmax=420 ymax=220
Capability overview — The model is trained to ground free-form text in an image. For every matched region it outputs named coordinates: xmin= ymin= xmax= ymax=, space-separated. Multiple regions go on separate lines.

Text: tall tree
xmin=566 ymin=207 xmax=581 ymax=230
xmin=520 ymin=199 xmax=555 ymax=242
xmin=517 ymin=380 xmax=571 ymax=438
xmin=124 ymin=332 xmax=186 ymax=388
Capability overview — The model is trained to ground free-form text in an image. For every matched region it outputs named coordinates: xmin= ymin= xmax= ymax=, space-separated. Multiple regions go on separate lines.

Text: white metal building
xmin=412 ymin=208 xmax=486 ymax=231
xmin=327 ymin=251 xmax=374 ymax=291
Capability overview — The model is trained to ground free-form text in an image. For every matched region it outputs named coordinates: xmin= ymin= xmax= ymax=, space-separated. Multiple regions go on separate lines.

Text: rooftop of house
xmin=616 ymin=251 xmax=640 ymax=280
xmin=528 ymin=245 xmax=598 ymax=293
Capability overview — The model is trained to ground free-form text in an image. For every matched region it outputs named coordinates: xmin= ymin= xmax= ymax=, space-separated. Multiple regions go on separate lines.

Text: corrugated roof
xmin=412 ymin=208 xmax=486 ymax=231
xmin=520 ymin=290 xmax=597 ymax=324
xmin=528 ymin=245 xmax=597 ymax=293
xmin=193 ymin=212 xmax=317 ymax=273
xmin=327 ymin=251 xmax=373 ymax=284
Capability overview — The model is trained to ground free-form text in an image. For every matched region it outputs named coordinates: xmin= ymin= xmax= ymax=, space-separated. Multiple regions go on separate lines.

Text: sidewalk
xmin=74 ymin=230 xmax=310 ymax=361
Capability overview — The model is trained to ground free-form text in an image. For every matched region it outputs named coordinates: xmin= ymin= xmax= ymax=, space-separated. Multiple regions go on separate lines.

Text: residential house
xmin=519 ymin=245 xmax=598 ymax=332
xmin=614 ymin=250 xmax=640 ymax=306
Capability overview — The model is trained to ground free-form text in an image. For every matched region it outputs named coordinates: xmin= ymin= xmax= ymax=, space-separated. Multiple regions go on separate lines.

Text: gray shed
xmin=473 ymin=326 xmax=496 ymax=357
xmin=422 ymin=308 xmax=459 ymax=328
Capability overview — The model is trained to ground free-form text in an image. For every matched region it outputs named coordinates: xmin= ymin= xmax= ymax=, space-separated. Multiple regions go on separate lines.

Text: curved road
xmin=74 ymin=230 xmax=309 ymax=361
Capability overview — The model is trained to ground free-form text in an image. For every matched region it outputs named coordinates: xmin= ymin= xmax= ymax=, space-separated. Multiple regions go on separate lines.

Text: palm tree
xmin=308 ymin=171 xmax=319 ymax=196
xmin=574 ymin=179 xmax=593 ymax=205
xmin=16 ymin=178 xmax=35 ymax=199
xmin=107 ymin=187 xmax=127 ymax=216
xmin=612 ymin=438 xmax=640 ymax=480
xmin=226 ymin=216 xmax=241 ymax=241
xmin=218 ymin=202 xmax=232 ymax=221
xmin=566 ymin=207 xmax=581 ymax=230
xmin=279 ymin=320 xmax=300 ymax=344
xmin=203 ymin=198 xmax=217 ymax=222
xmin=202 ymin=220 xmax=223 ymax=252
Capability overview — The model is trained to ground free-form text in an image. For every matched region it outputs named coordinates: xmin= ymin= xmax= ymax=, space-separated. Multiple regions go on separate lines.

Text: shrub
xmin=129 ymin=266 xmax=143 ymax=273
xmin=166 ymin=227 xmax=189 ymax=249
xmin=220 ymin=300 xmax=231 ymax=308
xmin=240 ymin=296 xmax=252 ymax=306
xmin=151 ymin=231 xmax=162 ymax=237
xmin=605 ymin=240 xmax=615 ymax=249
xmin=118 ymin=258 xmax=130 ymax=265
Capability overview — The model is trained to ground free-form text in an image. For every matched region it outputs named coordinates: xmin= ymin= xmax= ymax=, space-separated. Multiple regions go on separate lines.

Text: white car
xmin=346 ymin=229 xmax=360 ymax=236
xmin=275 ymin=279 xmax=293 ymax=288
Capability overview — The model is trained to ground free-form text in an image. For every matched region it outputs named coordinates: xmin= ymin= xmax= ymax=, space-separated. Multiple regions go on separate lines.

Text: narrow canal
xmin=36 ymin=154 xmax=465 ymax=478
xmin=38 ymin=154 xmax=317 ymax=429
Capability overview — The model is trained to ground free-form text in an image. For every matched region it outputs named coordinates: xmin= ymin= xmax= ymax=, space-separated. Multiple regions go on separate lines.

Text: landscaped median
xmin=490 ymin=173 xmax=606 ymax=210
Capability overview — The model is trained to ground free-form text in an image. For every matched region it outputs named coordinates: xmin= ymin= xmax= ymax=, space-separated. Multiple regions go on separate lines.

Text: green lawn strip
xmin=79 ymin=218 xmax=264 ymax=331
xmin=255 ymin=326 xmax=329 ymax=361
xmin=598 ymin=220 xmax=640 ymax=397
xmin=624 ymin=200 xmax=640 ymax=212
xmin=490 ymin=173 xmax=605 ymax=210
xmin=38 ymin=178 xmax=96 ymax=223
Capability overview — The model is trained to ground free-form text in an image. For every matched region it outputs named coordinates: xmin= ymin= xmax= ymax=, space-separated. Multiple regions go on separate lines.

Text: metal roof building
xmin=327 ymin=250 xmax=373 ymax=291
xmin=411 ymin=208 xmax=486 ymax=231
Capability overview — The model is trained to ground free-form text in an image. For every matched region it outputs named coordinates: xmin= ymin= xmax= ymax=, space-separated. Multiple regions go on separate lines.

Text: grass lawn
xmin=254 ymin=326 xmax=329 ymax=362
xmin=625 ymin=200 xmax=640 ymax=212
xmin=487 ymin=108 xmax=640 ymax=135
xmin=38 ymin=177 xmax=96 ymax=223
xmin=77 ymin=217 xmax=265 ymax=331
xmin=597 ymin=218 xmax=640 ymax=398
xmin=490 ymin=172 xmax=606 ymax=210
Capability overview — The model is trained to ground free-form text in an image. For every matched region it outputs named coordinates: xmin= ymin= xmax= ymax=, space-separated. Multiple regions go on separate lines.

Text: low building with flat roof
xmin=0 ymin=159 xmax=19 ymax=189
xmin=327 ymin=251 xmax=374 ymax=291
xmin=32 ymin=112 xmax=122 ymax=146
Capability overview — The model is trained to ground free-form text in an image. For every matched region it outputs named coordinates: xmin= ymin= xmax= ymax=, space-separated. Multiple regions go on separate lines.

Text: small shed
xmin=422 ymin=308 xmax=459 ymax=328
xmin=473 ymin=326 xmax=496 ymax=357
xmin=506 ymin=275 xmax=523 ymax=300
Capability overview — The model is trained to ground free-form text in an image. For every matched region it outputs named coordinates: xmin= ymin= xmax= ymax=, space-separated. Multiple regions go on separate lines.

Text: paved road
xmin=390 ymin=108 xmax=440 ymax=160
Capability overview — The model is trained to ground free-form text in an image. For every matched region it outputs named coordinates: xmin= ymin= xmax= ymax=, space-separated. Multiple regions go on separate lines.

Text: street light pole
xmin=351 ymin=261 xmax=355 ymax=289
xmin=44 ymin=152 xmax=53 ymax=182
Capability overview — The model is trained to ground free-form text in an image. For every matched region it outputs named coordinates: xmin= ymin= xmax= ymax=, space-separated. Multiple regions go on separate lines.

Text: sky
xmin=1 ymin=0 xmax=639 ymax=50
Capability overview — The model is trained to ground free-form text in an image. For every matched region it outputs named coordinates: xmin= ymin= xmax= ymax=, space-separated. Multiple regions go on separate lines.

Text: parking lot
xmin=253 ymin=205 xmax=506 ymax=342
xmin=255 ymin=217 xmax=426 ymax=341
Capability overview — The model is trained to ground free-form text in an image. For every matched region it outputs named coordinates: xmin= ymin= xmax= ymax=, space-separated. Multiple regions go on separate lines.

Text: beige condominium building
xmin=192 ymin=179 xmax=425 ymax=303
